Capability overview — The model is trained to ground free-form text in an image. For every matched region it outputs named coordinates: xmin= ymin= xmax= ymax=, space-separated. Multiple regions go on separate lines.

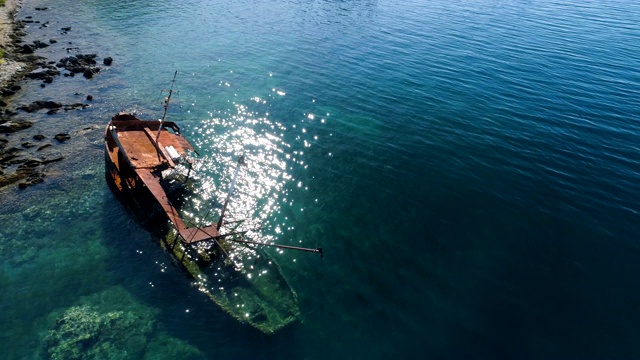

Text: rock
xmin=83 ymin=66 xmax=101 ymax=80
xmin=0 ymin=152 xmax=63 ymax=189
xmin=0 ymin=100 xmax=6 ymax=107
xmin=1 ymin=89 xmax=15 ymax=96
xmin=42 ymin=101 xmax=63 ymax=109
xmin=33 ymin=40 xmax=50 ymax=49
xmin=103 ymin=57 xmax=113 ymax=66
xmin=26 ymin=68 xmax=61 ymax=80
xmin=63 ymin=103 xmax=90 ymax=111
xmin=37 ymin=144 xmax=52 ymax=151
xmin=57 ymin=54 xmax=100 ymax=75
xmin=42 ymin=155 xmax=64 ymax=164
xmin=61 ymin=26 xmax=71 ymax=31
xmin=0 ymin=151 xmax=19 ymax=164
xmin=77 ymin=54 xmax=98 ymax=63
xmin=18 ymin=101 xmax=63 ymax=113
xmin=33 ymin=134 xmax=46 ymax=141
xmin=0 ymin=159 xmax=45 ymax=189
xmin=43 ymin=287 xmax=158 ymax=360
xmin=18 ymin=174 xmax=44 ymax=189
xmin=35 ymin=7 xmax=49 ymax=10
xmin=0 ymin=121 xmax=33 ymax=133
xmin=22 ymin=142 xmax=36 ymax=149
xmin=86 ymin=95 xmax=93 ymax=101
xmin=20 ymin=158 xmax=43 ymax=168
xmin=21 ymin=44 xmax=35 ymax=54
xmin=56 ymin=56 xmax=77 ymax=68
xmin=49 ymin=38 xmax=57 ymax=44
xmin=54 ymin=133 xmax=70 ymax=142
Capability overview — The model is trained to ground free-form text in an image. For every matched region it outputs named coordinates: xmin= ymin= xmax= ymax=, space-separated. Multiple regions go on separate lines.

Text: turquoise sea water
xmin=1 ymin=0 xmax=639 ymax=358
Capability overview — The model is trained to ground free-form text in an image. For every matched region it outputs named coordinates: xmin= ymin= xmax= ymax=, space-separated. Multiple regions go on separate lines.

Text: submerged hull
xmin=104 ymin=113 xmax=299 ymax=333
xmin=163 ymin=230 xmax=300 ymax=334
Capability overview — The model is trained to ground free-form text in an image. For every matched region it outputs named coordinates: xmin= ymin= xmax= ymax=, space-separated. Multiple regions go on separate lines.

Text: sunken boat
xmin=104 ymin=83 xmax=321 ymax=333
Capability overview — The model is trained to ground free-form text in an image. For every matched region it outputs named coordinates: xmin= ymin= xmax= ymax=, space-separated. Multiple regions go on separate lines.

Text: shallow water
xmin=1 ymin=0 xmax=640 ymax=358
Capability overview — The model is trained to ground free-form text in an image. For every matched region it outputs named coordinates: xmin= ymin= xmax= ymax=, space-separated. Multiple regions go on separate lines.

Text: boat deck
xmin=117 ymin=128 xmax=166 ymax=169
xmin=110 ymin=120 xmax=195 ymax=169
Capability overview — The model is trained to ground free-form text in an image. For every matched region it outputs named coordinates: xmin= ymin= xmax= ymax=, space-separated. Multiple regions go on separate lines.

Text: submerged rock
xmin=54 ymin=133 xmax=71 ymax=142
xmin=33 ymin=40 xmax=50 ymax=49
xmin=0 ymin=153 xmax=63 ymax=189
xmin=83 ymin=67 xmax=100 ymax=79
xmin=17 ymin=101 xmax=89 ymax=114
xmin=26 ymin=68 xmax=61 ymax=80
xmin=0 ymin=120 xmax=33 ymax=133
xmin=44 ymin=305 xmax=150 ymax=360
xmin=18 ymin=100 xmax=62 ymax=113
xmin=21 ymin=44 xmax=34 ymax=54
xmin=1 ymin=88 xmax=15 ymax=96
xmin=43 ymin=287 xmax=159 ymax=360
xmin=57 ymin=54 xmax=99 ymax=76
xmin=18 ymin=173 xmax=44 ymax=189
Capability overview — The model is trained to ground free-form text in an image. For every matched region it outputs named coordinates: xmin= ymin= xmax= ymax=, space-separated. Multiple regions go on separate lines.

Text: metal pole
xmin=197 ymin=227 xmax=323 ymax=257
xmin=227 ymin=236 xmax=323 ymax=258
xmin=217 ymin=155 xmax=245 ymax=230
xmin=155 ymin=70 xmax=178 ymax=144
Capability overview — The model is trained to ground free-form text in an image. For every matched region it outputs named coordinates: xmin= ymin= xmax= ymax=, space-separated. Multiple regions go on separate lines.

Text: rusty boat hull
xmin=104 ymin=113 xmax=300 ymax=334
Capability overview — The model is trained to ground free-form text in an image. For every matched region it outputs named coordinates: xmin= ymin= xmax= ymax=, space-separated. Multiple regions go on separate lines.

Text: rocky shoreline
xmin=0 ymin=1 xmax=112 ymax=190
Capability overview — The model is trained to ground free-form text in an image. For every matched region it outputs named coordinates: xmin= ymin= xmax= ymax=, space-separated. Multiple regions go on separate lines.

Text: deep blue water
xmin=1 ymin=0 xmax=639 ymax=358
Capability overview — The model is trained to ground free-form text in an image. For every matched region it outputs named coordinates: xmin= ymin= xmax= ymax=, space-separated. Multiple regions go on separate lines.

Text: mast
xmin=155 ymin=70 xmax=178 ymax=144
